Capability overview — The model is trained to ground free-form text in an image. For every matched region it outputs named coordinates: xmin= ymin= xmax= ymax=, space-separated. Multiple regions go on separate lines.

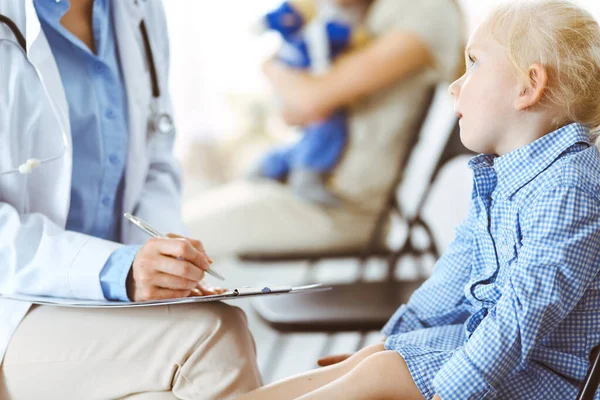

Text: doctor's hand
xmin=126 ymin=237 xmax=212 ymax=301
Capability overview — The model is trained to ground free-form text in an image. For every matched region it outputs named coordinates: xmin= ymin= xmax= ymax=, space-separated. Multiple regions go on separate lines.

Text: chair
xmin=577 ymin=344 xmax=600 ymax=400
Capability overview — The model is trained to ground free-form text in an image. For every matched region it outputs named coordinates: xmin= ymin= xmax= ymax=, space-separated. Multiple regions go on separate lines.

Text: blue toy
xmin=254 ymin=0 xmax=369 ymax=206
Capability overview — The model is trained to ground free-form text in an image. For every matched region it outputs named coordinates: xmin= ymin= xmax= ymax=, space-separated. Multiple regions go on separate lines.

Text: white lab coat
xmin=0 ymin=0 xmax=186 ymax=364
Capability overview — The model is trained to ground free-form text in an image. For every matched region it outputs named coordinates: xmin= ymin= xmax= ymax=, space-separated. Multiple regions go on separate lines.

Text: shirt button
xmin=93 ymin=63 xmax=104 ymax=74
xmin=102 ymin=197 xmax=110 ymax=207
xmin=105 ymin=109 xmax=116 ymax=119
xmin=109 ymin=154 xmax=119 ymax=165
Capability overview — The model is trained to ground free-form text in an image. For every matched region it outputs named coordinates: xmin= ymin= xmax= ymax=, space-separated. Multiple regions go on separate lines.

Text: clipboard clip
xmin=232 ymin=287 xmax=272 ymax=296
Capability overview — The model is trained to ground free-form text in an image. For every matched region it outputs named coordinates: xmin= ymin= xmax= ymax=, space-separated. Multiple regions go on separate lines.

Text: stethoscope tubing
xmin=0 ymin=4 xmax=171 ymax=177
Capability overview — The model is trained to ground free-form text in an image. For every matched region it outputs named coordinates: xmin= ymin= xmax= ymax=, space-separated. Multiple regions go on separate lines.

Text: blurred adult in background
xmin=185 ymin=0 xmax=465 ymax=258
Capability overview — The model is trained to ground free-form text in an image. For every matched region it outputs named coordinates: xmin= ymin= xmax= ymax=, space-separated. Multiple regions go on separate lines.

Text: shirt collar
xmin=33 ymin=0 xmax=70 ymax=25
xmin=33 ymin=0 xmax=110 ymax=57
xmin=469 ymin=123 xmax=591 ymax=200
xmin=18 ymin=0 xmax=39 ymax=55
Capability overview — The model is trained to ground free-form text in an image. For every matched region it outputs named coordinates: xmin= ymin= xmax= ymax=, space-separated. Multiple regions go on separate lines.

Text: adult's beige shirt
xmin=330 ymin=0 xmax=463 ymax=214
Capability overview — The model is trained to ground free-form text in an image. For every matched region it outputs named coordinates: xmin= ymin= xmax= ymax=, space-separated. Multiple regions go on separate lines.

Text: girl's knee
xmin=359 ymin=350 xmax=407 ymax=372
xmin=332 ymin=342 xmax=387 ymax=373
xmin=351 ymin=351 xmax=422 ymax=399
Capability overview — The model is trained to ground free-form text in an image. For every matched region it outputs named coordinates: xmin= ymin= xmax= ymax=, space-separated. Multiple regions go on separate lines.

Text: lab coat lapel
xmin=20 ymin=0 xmax=72 ymax=224
xmin=23 ymin=0 xmax=72 ymax=155
xmin=112 ymin=0 xmax=152 ymax=239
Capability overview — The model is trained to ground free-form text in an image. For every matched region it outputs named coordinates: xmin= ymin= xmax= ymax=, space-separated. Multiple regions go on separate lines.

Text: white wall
xmin=164 ymin=0 xmax=282 ymax=160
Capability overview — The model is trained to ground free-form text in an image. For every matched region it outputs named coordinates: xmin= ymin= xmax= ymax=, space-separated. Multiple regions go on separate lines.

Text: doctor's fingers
xmin=166 ymin=233 xmax=209 ymax=257
xmin=138 ymin=286 xmax=192 ymax=301
xmin=143 ymin=271 xmax=199 ymax=291
xmin=150 ymin=237 xmax=211 ymax=271
xmin=154 ymin=256 xmax=206 ymax=283
xmin=195 ymin=280 xmax=227 ymax=296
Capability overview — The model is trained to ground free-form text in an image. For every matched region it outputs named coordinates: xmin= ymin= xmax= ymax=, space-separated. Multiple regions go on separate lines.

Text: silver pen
xmin=124 ymin=213 xmax=225 ymax=281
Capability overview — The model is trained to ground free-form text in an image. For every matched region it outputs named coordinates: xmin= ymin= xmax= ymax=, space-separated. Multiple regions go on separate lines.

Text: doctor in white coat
xmin=0 ymin=0 xmax=261 ymax=398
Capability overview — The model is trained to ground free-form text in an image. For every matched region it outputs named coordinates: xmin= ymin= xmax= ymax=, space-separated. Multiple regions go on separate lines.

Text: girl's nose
xmin=448 ymin=78 xmax=461 ymax=98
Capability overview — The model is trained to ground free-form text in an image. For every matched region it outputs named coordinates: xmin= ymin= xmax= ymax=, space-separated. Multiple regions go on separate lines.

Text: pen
xmin=123 ymin=213 xmax=225 ymax=281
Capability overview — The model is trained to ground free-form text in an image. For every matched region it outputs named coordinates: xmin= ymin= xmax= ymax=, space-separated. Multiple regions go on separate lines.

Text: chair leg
xmin=302 ymin=259 xmax=319 ymax=283
xmin=577 ymin=345 xmax=600 ymax=400
xmin=318 ymin=334 xmax=336 ymax=360
xmin=355 ymin=332 xmax=368 ymax=352
xmin=355 ymin=255 xmax=370 ymax=282
xmin=263 ymin=333 xmax=289 ymax=384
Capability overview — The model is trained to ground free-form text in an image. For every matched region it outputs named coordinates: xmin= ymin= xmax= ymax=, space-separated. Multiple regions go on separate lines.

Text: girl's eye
xmin=468 ymin=54 xmax=477 ymax=69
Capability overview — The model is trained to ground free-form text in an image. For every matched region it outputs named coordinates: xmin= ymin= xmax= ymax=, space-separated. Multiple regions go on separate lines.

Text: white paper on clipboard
xmin=0 ymin=284 xmax=331 ymax=308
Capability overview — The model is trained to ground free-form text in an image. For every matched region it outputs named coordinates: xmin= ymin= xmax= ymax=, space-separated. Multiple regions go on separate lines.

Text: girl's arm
xmin=432 ymin=185 xmax=600 ymax=400
xmin=262 ymin=29 xmax=434 ymax=126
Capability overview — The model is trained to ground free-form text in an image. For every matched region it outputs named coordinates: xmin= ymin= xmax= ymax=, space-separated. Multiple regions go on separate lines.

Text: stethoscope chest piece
xmin=153 ymin=112 xmax=175 ymax=136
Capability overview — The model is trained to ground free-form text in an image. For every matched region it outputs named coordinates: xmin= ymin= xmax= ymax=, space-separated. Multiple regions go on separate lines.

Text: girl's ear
xmin=514 ymin=63 xmax=548 ymax=110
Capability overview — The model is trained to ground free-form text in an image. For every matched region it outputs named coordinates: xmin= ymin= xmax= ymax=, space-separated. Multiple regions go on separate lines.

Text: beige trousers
xmin=0 ymin=302 xmax=262 ymax=400
xmin=183 ymin=180 xmax=380 ymax=258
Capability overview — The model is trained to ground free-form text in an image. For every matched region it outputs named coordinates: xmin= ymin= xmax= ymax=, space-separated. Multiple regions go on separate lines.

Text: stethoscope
xmin=0 ymin=9 xmax=174 ymax=177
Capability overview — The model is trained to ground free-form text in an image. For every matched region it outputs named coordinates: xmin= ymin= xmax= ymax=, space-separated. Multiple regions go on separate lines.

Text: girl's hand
xmin=433 ymin=395 xmax=442 ymax=400
xmin=317 ymin=353 xmax=353 ymax=367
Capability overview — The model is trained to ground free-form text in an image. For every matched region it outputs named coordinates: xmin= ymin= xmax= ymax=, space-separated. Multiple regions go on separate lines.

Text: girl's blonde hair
xmin=449 ymin=0 xmax=467 ymax=81
xmin=481 ymin=0 xmax=600 ymax=137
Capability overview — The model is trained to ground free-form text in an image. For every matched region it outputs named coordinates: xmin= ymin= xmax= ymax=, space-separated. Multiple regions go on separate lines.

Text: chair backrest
xmin=363 ymin=84 xmax=472 ymax=256
xmin=577 ymin=344 xmax=600 ymax=400
xmin=362 ymin=85 xmax=437 ymax=252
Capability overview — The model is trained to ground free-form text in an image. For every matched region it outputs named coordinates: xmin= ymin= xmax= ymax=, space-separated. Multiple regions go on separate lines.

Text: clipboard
xmin=0 ymin=284 xmax=331 ymax=308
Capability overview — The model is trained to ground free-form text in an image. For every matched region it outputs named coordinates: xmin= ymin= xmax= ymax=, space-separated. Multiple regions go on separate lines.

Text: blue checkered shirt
xmin=383 ymin=123 xmax=600 ymax=399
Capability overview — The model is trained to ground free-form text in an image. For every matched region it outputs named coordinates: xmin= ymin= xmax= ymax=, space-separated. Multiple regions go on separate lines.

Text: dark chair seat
xmin=239 ymin=247 xmax=391 ymax=263
xmin=251 ymin=280 xmax=426 ymax=333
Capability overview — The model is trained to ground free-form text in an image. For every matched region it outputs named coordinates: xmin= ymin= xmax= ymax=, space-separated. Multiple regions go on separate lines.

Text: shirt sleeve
xmin=433 ymin=184 xmax=600 ymax=400
xmin=99 ymin=245 xmax=141 ymax=301
xmin=382 ymin=192 xmax=475 ymax=336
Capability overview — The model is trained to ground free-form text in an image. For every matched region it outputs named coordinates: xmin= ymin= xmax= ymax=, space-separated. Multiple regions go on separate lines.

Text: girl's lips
xmin=455 ymin=111 xmax=463 ymax=119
